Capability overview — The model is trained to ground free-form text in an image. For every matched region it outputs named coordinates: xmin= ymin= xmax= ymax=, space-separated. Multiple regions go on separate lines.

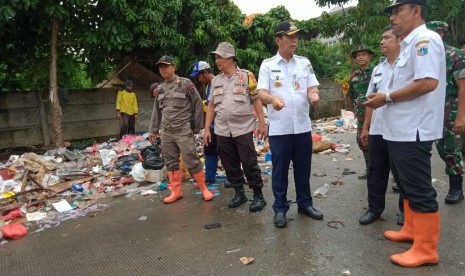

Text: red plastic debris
xmin=1 ymin=222 xmax=28 ymax=239
xmin=4 ymin=209 xmax=25 ymax=221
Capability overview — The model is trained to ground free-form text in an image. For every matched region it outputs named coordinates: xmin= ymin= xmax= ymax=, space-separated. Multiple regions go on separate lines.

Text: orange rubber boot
xmin=384 ymin=199 xmax=414 ymax=242
xmin=164 ymin=170 xmax=183 ymax=204
xmin=192 ymin=170 xmax=213 ymax=201
xmin=391 ymin=211 xmax=440 ymax=267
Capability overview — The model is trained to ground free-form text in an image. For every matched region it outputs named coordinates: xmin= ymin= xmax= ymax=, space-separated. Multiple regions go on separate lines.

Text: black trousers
xmin=367 ymin=135 xmax=403 ymax=215
xmin=268 ymin=132 xmax=313 ymax=213
xmin=204 ymin=126 xmax=218 ymax=156
xmin=119 ymin=113 xmax=135 ymax=138
xmin=388 ymin=136 xmax=438 ymax=213
xmin=216 ymin=131 xmax=263 ymax=189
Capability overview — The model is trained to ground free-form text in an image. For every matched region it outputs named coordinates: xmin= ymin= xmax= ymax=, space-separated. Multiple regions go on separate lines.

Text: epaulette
xmin=262 ymin=56 xmax=277 ymax=63
xmin=293 ymin=54 xmax=306 ymax=60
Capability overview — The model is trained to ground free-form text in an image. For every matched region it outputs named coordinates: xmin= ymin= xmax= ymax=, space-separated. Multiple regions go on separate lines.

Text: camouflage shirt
xmin=443 ymin=44 xmax=465 ymax=122
xmin=445 ymin=43 xmax=465 ymax=99
xmin=349 ymin=66 xmax=373 ymax=125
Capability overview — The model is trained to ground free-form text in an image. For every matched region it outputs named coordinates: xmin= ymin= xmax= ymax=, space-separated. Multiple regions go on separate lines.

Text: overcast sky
xmin=231 ymin=0 xmax=358 ymax=20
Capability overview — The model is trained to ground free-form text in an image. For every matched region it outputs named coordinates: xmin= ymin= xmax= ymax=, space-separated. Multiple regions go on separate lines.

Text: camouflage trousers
xmin=355 ymin=105 xmax=368 ymax=152
xmin=435 ymin=119 xmax=463 ymax=176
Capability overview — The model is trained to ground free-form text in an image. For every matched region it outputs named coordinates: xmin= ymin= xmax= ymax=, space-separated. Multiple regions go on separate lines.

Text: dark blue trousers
xmin=269 ymin=132 xmax=313 ymax=213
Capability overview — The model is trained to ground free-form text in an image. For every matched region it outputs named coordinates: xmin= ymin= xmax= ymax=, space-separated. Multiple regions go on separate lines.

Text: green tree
xmin=427 ymin=0 xmax=465 ymax=47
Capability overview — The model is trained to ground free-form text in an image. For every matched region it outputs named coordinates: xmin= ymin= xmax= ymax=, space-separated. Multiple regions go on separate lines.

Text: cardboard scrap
xmin=240 ymin=257 xmax=255 ymax=265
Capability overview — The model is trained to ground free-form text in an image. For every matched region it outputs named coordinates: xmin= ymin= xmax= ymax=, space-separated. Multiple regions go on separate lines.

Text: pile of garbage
xmin=0 ymin=131 xmax=272 ymax=244
xmin=311 ymin=109 xmax=356 ymax=154
xmin=0 ymin=134 xmax=167 ymax=243
xmin=312 ymin=109 xmax=357 ymax=133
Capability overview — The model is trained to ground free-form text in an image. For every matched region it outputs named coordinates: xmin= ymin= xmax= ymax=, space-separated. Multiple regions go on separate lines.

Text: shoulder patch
xmin=417 ymin=44 xmax=429 ymax=56
xmin=187 ymin=83 xmax=195 ymax=94
xmin=415 ymin=40 xmax=430 ymax=48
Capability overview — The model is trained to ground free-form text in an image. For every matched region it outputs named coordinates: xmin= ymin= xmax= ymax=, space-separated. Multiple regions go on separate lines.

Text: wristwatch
xmin=385 ymin=93 xmax=393 ymax=105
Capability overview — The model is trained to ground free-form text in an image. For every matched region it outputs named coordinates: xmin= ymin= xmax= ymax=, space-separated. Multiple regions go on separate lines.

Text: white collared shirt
xmin=382 ymin=24 xmax=446 ymax=142
xmin=366 ymin=59 xmax=395 ymax=135
xmin=257 ymin=53 xmax=319 ymax=135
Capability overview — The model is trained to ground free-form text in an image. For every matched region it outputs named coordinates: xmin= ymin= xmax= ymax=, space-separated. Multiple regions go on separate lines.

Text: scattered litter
xmin=327 ymin=221 xmax=345 ymax=229
xmin=240 ymin=256 xmax=255 ymax=265
xmin=52 ymin=200 xmax=73 ymax=213
xmin=1 ymin=222 xmax=28 ymax=239
xmin=204 ymin=223 xmax=221 ymax=229
xmin=331 ymin=180 xmax=344 ymax=185
xmin=313 ymin=173 xmax=327 ymax=177
xmin=342 ymin=270 xmax=351 ymax=276
xmin=141 ymin=190 xmax=157 ymax=196
xmin=313 ymin=184 xmax=329 ymax=198
xmin=344 ymin=157 xmax=353 ymax=161
xmin=227 ymin=248 xmax=241 ymax=254
xmin=26 ymin=212 xmax=48 ymax=222
xmin=342 ymin=168 xmax=356 ymax=175
xmin=138 ymin=216 xmax=147 ymax=221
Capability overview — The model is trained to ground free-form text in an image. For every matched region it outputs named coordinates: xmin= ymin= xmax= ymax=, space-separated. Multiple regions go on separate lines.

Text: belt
xmin=162 ymin=122 xmax=189 ymax=131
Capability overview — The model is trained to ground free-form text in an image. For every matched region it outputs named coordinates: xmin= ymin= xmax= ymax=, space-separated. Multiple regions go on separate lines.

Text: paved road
xmin=1 ymin=132 xmax=464 ymax=275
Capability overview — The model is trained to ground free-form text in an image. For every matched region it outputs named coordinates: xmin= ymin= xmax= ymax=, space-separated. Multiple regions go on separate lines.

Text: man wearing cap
xmin=359 ymin=25 xmax=404 ymax=226
xmin=149 ymin=55 xmax=213 ymax=203
xmin=190 ymin=61 xmax=219 ymax=185
xmin=364 ymin=0 xmax=446 ymax=267
xmin=204 ymin=42 xmax=267 ymax=212
xmin=257 ymin=21 xmax=323 ymax=228
xmin=426 ymin=21 xmax=465 ymax=204
xmin=349 ymin=45 xmax=374 ymax=180
xmin=116 ymin=79 xmax=138 ymax=139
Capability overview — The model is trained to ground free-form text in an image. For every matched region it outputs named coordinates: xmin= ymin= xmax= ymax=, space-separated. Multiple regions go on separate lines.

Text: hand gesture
xmin=271 ymin=96 xmax=285 ymax=111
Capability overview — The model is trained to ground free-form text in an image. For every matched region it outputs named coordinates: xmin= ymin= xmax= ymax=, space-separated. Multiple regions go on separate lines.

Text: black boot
xmin=445 ymin=175 xmax=464 ymax=204
xmin=249 ymin=188 xmax=266 ymax=212
xmin=358 ymin=151 xmax=369 ymax=179
xmin=228 ymin=186 xmax=248 ymax=208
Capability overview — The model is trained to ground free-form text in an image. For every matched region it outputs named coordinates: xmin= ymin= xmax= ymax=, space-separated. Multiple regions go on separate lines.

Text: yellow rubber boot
xmin=384 ymin=199 xmax=414 ymax=242
xmin=192 ymin=170 xmax=213 ymax=201
xmin=164 ymin=170 xmax=183 ymax=204
xmin=391 ymin=211 xmax=440 ymax=267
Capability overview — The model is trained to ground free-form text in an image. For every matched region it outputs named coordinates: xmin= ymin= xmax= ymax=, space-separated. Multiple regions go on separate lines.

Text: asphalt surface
xmin=1 ymin=132 xmax=464 ymax=276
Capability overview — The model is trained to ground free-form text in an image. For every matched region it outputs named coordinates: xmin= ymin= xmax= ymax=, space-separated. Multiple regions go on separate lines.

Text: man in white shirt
xmin=359 ymin=25 xmax=404 ymax=226
xmin=364 ymin=0 xmax=446 ymax=267
xmin=257 ymin=21 xmax=323 ymax=228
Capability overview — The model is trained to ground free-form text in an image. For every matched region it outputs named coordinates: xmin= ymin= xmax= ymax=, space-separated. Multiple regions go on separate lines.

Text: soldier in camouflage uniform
xmin=149 ymin=55 xmax=214 ymax=204
xmin=427 ymin=21 xmax=465 ymax=204
xmin=349 ymin=46 xmax=374 ymax=179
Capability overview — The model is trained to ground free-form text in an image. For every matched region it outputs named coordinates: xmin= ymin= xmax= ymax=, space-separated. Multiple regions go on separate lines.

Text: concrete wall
xmin=0 ymin=79 xmax=344 ymax=150
xmin=0 ymin=87 xmax=155 ymax=150
xmin=311 ymin=78 xmax=345 ymax=119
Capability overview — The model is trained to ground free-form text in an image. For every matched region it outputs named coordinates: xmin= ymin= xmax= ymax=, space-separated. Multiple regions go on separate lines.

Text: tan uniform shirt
xmin=208 ymin=68 xmax=258 ymax=137
xmin=149 ymin=76 xmax=204 ymax=133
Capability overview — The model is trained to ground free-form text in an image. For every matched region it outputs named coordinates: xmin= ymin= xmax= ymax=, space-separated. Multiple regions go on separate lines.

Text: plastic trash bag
xmin=141 ymin=140 xmax=164 ymax=170
xmin=1 ymin=222 xmax=28 ymax=239
xmin=130 ymin=163 xmax=146 ymax=182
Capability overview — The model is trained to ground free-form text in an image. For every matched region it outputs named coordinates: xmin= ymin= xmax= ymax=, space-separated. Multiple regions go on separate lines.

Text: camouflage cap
xmin=426 ymin=21 xmax=448 ymax=33
xmin=351 ymin=45 xmax=375 ymax=59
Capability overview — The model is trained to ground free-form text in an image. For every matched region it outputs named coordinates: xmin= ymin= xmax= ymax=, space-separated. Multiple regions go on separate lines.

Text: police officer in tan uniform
xmin=204 ymin=42 xmax=267 ymax=212
xmin=149 ymin=55 xmax=213 ymax=203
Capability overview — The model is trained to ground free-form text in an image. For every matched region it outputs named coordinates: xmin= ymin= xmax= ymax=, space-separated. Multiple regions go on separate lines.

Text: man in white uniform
xmin=359 ymin=25 xmax=404 ymax=226
xmin=257 ymin=21 xmax=323 ymax=228
xmin=364 ymin=0 xmax=446 ymax=267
